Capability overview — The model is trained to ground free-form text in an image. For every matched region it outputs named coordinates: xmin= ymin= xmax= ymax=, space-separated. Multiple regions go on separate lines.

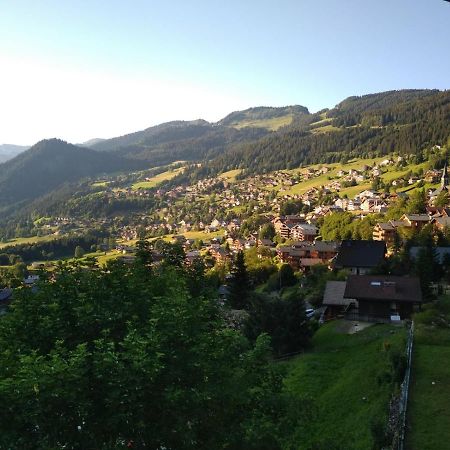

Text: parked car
xmin=305 ymin=308 xmax=315 ymax=319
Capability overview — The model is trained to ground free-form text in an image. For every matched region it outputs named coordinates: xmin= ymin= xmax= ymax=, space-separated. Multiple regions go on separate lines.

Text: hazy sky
xmin=0 ymin=0 xmax=449 ymax=145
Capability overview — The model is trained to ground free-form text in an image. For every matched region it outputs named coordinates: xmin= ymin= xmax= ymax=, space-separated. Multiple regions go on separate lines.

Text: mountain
xmin=203 ymin=89 xmax=450 ymax=176
xmin=217 ymin=105 xmax=309 ymax=130
xmin=90 ymin=119 xmax=269 ymax=165
xmin=0 ymin=139 xmax=141 ymax=209
xmin=0 ymin=144 xmax=30 ymax=163
xmin=1 ymin=90 xmax=449 ymax=217
xmin=79 ymin=138 xmax=106 ymax=147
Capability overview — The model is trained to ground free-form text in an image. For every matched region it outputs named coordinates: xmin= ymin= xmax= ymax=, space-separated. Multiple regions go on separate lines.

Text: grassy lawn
xmin=132 ymin=167 xmax=184 ymax=190
xmin=283 ymin=320 xmax=407 ymax=449
xmin=406 ymin=297 xmax=450 ymax=450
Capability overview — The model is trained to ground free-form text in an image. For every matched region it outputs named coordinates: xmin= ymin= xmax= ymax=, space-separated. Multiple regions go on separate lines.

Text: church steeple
xmin=441 ymin=162 xmax=449 ymax=188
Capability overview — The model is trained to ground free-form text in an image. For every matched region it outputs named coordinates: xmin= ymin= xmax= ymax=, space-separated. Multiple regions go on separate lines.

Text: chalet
xmin=290 ymin=223 xmax=317 ymax=242
xmin=209 ymin=246 xmax=231 ymax=263
xmin=322 ymin=281 xmax=357 ymax=320
xmin=433 ymin=216 xmax=450 ymax=231
xmin=277 ymin=241 xmax=339 ymax=271
xmin=333 ymin=240 xmax=386 ymax=275
xmin=373 ymin=222 xmax=397 ymax=247
xmin=399 ymin=214 xmax=431 ymax=230
xmin=344 ymin=275 xmax=422 ymax=321
xmin=185 ymin=250 xmax=201 ymax=265
xmin=272 ymin=215 xmax=305 ymax=239
xmin=257 ymin=238 xmax=275 ymax=248
xmin=424 ymin=169 xmax=441 ymax=184
xmin=356 ymin=189 xmax=377 ymax=200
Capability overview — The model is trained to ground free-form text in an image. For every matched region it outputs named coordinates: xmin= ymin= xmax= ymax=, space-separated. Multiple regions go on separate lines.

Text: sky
xmin=0 ymin=0 xmax=449 ymax=145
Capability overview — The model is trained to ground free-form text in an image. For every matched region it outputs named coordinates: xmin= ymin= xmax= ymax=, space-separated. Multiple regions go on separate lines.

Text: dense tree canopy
xmin=0 ymin=259 xmax=303 ymax=449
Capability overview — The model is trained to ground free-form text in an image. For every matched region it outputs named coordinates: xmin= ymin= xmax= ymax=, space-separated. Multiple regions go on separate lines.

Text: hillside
xmin=1 ymin=89 xmax=449 ymax=220
xmin=203 ymin=89 xmax=450 ymax=176
xmin=0 ymin=139 xmax=141 ymax=209
xmin=90 ymin=119 xmax=269 ymax=165
xmin=218 ymin=105 xmax=309 ymax=130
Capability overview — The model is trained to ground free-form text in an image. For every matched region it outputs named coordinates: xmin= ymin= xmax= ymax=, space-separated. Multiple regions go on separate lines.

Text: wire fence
xmin=391 ymin=320 xmax=414 ymax=450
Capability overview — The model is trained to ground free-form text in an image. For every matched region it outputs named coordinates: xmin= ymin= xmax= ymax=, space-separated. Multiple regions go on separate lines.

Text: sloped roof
xmin=344 ymin=275 xmax=422 ymax=303
xmin=323 ymin=281 xmax=355 ymax=306
xmin=376 ymin=222 xmax=395 ymax=231
xmin=334 ymin=240 xmax=386 ymax=269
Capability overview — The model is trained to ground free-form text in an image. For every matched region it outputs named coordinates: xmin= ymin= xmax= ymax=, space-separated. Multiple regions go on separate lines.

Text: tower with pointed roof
xmin=441 ymin=162 xmax=449 ymax=189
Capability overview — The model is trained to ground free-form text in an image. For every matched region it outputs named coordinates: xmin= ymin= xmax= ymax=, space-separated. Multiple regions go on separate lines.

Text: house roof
xmin=323 ymin=281 xmax=355 ymax=306
xmin=376 ymin=222 xmax=395 ymax=231
xmin=433 ymin=217 xmax=450 ymax=228
xmin=344 ymin=275 xmax=422 ymax=303
xmin=401 ymin=214 xmax=431 ymax=223
xmin=312 ymin=241 xmax=340 ymax=252
xmin=334 ymin=240 xmax=386 ymax=269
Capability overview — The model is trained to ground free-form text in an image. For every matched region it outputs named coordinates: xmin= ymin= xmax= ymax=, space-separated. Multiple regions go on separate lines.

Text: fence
xmin=391 ymin=321 xmax=414 ymax=450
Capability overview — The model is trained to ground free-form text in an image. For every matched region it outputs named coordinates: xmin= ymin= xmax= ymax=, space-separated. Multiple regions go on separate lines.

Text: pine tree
xmin=229 ymin=250 xmax=250 ymax=309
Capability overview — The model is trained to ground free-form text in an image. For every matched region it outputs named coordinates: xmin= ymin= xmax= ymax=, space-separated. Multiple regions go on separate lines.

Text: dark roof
xmin=323 ymin=281 xmax=356 ymax=306
xmin=344 ymin=275 xmax=422 ymax=303
xmin=334 ymin=240 xmax=386 ymax=269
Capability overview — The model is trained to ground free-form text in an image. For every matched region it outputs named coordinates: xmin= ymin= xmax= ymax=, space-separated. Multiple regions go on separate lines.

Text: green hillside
xmin=284 ymin=321 xmax=407 ymax=449
xmin=0 ymin=139 xmax=141 ymax=209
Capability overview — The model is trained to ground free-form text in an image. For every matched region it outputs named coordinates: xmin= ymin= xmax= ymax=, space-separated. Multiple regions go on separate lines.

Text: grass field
xmin=310 ymin=124 xmax=341 ymax=134
xmin=92 ymin=181 xmax=109 ymax=187
xmin=0 ymin=234 xmax=57 ymax=250
xmin=219 ymin=169 xmax=242 ymax=182
xmin=283 ymin=320 xmax=407 ymax=449
xmin=231 ymin=114 xmax=293 ymax=131
xmin=132 ymin=167 xmax=184 ymax=190
xmin=406 ymin=297 xmax=450 ymax=450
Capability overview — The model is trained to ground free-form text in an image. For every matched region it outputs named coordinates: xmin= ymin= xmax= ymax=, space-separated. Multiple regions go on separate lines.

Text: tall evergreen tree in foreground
xmin=229 ymin=250 xmax=250 ymax=309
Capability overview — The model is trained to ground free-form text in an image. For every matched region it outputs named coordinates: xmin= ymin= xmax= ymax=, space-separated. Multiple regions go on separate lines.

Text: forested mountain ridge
xmin=1 ymin=89 xmax=448 ymax=218
xmin=0 ymin=139 xmax=142 ymax=210
xmin=198 ymin=89 xmax=450 ymax=177
xmin=90 ymin=119 xmax=269 ymax=166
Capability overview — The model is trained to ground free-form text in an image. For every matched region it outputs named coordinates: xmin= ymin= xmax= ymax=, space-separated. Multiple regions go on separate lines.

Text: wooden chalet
xmin=344 ymin=275 xmax=422 ymax=322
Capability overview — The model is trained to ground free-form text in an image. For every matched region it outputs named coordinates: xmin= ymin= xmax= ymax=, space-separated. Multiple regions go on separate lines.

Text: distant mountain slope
xmin=0 ymin=144 xmax=29 ymax=163
xmin=0 ymin=139 xmax=140 ymax=208
xmin=218 ymin=105 xmax=309 ymax=130
xmin=328 ymin=89 xmax=445 ymax=126
xmin=79 ymin=138 xmax=106 ymax=147
xmin=199 ymin=90 xmax=450 ymax=176
xmin=91 ymin=120 xmax=214 ymax=152
xmin=90 ymin=119 xmax=269 ymax=165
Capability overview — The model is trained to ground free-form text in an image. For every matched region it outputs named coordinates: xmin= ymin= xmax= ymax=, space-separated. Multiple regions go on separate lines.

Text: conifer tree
xmin=229 ymin=250 xmax=250 ymax=309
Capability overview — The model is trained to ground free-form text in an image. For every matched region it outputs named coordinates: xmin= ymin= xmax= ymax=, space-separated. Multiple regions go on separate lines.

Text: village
xmin=3 ymin=150 xmax=449 ymax=328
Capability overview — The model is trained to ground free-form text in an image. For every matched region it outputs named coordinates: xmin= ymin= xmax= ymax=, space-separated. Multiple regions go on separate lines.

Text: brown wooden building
xmin=344 ymin=275 xmax=422 ymax=321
